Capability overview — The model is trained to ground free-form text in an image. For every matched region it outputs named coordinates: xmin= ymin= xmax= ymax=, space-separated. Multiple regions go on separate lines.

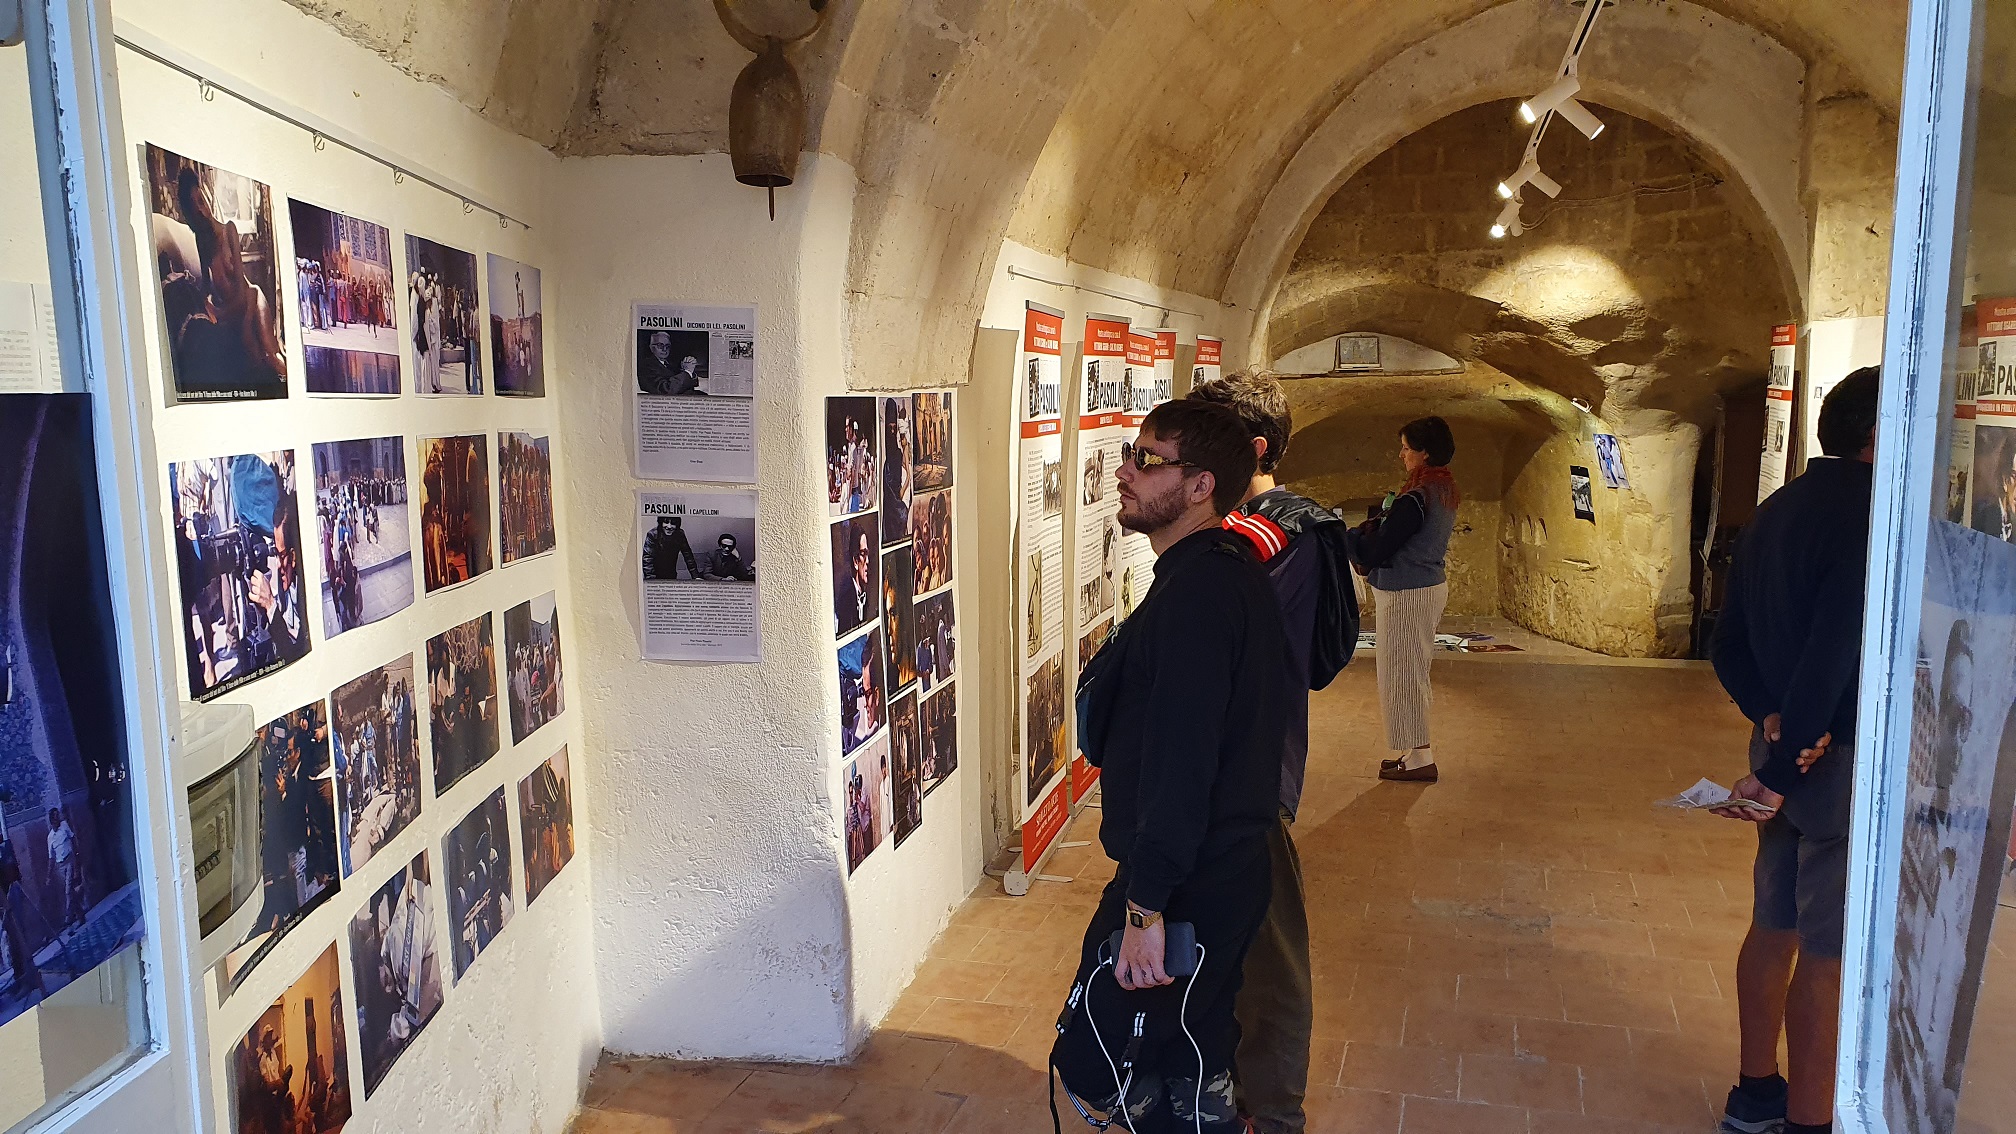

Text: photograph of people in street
xmin=911 ymin=489 xmax=952 ymax=595
xmin=221 ymin=701 xmax=341 ymax=988
xmin=634 ymin=328 xmax=710 ymax=395
xmin=912 ymin=391 xmax=953 ymax=492
xmin=443 ymin=787 xmax=514 ymax=981
xmin=882 ymin=545 xmax=918 ymax=693
xmin=406 ymin=235 xmax=483 ymax=396
xmin=836 ymin=630 xmax=885 ymax=758
xmin=170 ymin=450 xmax=313 ymax=701
xmin=826 ymin=397 xmax=878 ymax=517
xmin=348 ymin=851 xmax=443 ymax=1097
xmin=313 ymin=436 xmax=411 ymax=639
xmin=830 ymin=515 xmax=879 ymax=637
xmin=231 ymin=944 xmax=352 ymax=1134
xmin=419 ymin=434 xmax=493 ymax=592
xmin=427 ymin=614 xmax=500 ymax=794
xmin=290 ymin=199 xmax=397 ymax=395
xmin=504 ymin=592 xmax=565 ymax=745
xmin=916 ymin=591 xmax=956 ymax=694
xmin=881 ymin=396 xmax=912 ymax=543
xmin=920 ymin=682 xmax=957 ymax=794
xmin=890 ymin=692 xmax=922 ymax=846
xmin=331 ymin=654 xmax=421 ymax=878
xmin=842 ymin=734 xmax=891 ymax=874
xmin=1025 ymin=655 xmax=1066 ymax=805
xmin=145 ymin=145 xmax=287 ymax=401
xmin=517 ymin=746 xmax=574 ymax=907
xmin=498 ymin=432 xmax=556 ymax=565
xmin=487 ymin=254 xmax=544 ymax=397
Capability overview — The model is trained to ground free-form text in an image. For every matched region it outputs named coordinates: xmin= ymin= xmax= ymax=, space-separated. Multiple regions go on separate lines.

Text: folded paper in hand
xmin=1657 ymin=777 xmax=1775 ymax=813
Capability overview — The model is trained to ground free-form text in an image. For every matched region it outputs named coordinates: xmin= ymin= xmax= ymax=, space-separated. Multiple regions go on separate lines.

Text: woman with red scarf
xmin=1345 ymin=416 xmax=1459 ymax=783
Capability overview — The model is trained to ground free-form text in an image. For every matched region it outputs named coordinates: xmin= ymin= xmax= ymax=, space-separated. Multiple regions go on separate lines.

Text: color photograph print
xmin=518 ymin=746 xmax=575 ymax=906
xmin=499 ymin=432 xmax=556 ymax=565
xmin=1025 ymin=654 xmax=1066 ymax=806
xmin=313 ymin=437 xmax=413 ymax=640
xmin=406 ymin=235 xmax=483 ymax=396
xmin=487 ymin=254 xmax=544 ymax=397
xmin=331 ymin=654 xmax=422 ymax=878
xmin=504 ymin=592 xmax=566 ymax=745
xmin=230 ymin=943 xmax=352 ymax=1134
xmin=882 ymin=545 xmax=919 ymax=694
xmin=842 ymin=733 xmax=892 ymax=874
xmin=642 ymin=511 xmax=757 ymax=582
xmin=881 ymin=396 xmax=913 ymax=543
xmin=890 ymin=692 xmax=923 ymax=846
xmin=837 ymin=628 xmax=885 ymax=759
xmin=916 ymin=591 xmax=956 ymax=694
xmin=830 ymin=514 xmax=879 ymax=637
xmin=634 ymin=326 xmax=711 ymax=395
xmin=1969 ymin=423 xmax=2016 ymax=542
xmin=826 ymin=396 xmax=878 ymax=516
xmin=427 ymin=614 xmax=500 ymax=795
xmin=290 ymin=198 xmax=398 ymax=395
xmin=221 ymin=701 xmax=342 ymax=989
xmin=913 ymin=392 xmax=953 ymax=492
xmin=144 ymin=145 xmax=286 ymax=402
xmin=170 ymin=450 xmax=312 ymax=701
xmin=0 ymin=396 xmax=142 ymax=1027
xmin=443 ymin=787 xmax=514 ymax=981
xmin=921 ymin=681 xmax=957 ymax=794
xmin=348 ymin=851 xmax=443 ymax=1098
xmin=419 ymin=434 xmax=494 ymax=592
xmin=911 ymin=489 xmax=953 ymax=595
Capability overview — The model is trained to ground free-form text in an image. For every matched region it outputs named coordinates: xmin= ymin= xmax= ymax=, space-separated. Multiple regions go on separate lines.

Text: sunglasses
xmin=1119 ymin=441 xmax=1194 ymax=472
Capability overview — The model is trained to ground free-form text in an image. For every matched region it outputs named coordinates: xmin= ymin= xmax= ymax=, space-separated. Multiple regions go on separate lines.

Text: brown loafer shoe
xmin=1379 ymin=762 xmax=1438 ymax=783
xmin=1379 ymin=757 xmax=1405 ymax=772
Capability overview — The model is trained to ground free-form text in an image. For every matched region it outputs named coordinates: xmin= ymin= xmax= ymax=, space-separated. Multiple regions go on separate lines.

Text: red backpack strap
xmin=1222 ymin=510 xmax=1288 ymax=562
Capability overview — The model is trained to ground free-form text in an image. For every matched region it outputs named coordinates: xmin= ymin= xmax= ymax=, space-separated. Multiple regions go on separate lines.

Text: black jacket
xmin=1080 ymin=527 xmax=1289 ymax=911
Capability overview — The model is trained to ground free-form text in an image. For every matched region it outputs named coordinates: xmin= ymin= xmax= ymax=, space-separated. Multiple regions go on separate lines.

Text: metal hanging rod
xmin=111 ymin=21 xmax=534 ymax=231
xmin=1005 ymin=264 xmax=1211 ymax=320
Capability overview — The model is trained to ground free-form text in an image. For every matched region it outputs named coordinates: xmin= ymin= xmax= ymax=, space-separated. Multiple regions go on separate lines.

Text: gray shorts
xmin=1748 ymin=725 xmax=1854 ymax=958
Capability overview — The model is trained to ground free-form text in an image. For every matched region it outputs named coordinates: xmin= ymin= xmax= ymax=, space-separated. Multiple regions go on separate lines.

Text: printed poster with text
xmin=1069 ymin=316 xmax=1131 ymax=803
xmin=631 ymin=302 xmax=757 ymax=483
xmin=1017 ymin=302 xmax=1070 ymax=866
xmin=1115 ymin=331 xmax=1175 ymax=627
xmin=1192 ymin=334 xmax=1223 ymax=390
xmin=1971 ymin=299 xmax=2016 ymax=543
xmin=636 ymin=489 xmax=761 ymax=662
xmin=1759 ymin=323 xmax=1796 ymax=503
xmin=1947 ymin=304 xmax=1979 ymax=525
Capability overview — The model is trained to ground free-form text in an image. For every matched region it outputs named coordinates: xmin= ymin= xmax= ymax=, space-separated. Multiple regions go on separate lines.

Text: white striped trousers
xmin=1372 ymin=581 xmax=1448 ymax=752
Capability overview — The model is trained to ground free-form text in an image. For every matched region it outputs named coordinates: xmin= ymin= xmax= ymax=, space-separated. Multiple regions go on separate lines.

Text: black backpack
xmin=1236 ymin=491 xmax=1361 ymax=690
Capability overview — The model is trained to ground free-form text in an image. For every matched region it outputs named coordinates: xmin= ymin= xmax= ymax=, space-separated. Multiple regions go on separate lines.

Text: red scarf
xmin=1402 ymin=464 xmax=1460 ymax=508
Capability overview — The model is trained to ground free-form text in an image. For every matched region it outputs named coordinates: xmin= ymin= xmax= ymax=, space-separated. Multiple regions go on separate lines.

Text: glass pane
xmin=1 ymin=36 xmax=153 ymax=1134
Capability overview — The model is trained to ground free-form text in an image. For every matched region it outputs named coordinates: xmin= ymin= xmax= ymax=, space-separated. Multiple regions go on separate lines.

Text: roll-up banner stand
xmin=1015 ymin=302 xmax=1072 ymax=883
xmin=1067 ymin=317 xmax=1133 ymax=806
xmin=1193 ymin=335 xmax=1223 ymax=387
xmin=1759 ymin=323 xmax=1797 ymax=502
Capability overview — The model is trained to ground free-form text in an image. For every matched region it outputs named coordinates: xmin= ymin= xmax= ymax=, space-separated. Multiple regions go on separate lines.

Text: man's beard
xmin=1119 ymin=481 xmax=1188 ymax=535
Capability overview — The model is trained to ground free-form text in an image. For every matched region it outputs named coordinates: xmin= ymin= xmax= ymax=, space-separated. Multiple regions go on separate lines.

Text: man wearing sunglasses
xmin=1053 ymin=399 xmax=1290 ymax=1133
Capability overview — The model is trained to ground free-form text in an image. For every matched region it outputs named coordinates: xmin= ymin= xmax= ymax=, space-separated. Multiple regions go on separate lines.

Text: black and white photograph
xmin=331 ymin=654 xmax=422 ymax=878
xmin=504 ymin=592 xmax=566 ymax=745
xmin=631 ymin=303 xmax=759 ymax=483
xmin=837 ymin=629 xmax=885 ymax=758
xmin=1025 ymin=552 xmax=1044 ymax=660
xmin=920 ymin=682 xmax=958 ymax=794
xmin=487 ymin=254 xmax=544 ymax=397
xmin=842 ymin=734 xmax=891 ymax=875
xmin=1041 ymin=458 xmax=1065 ymax=519
xmin=518 ymin=746 xmax=575 ymax=906
xmin=290 ymin=199 xmax=398 ymax=395
xmin=427 ymin=614 xmax=500 ymax=795
xmin=911 ymin=489 xmax=952 ymax=595
xmin=890 ymin=692 xmax=923 ymax=847
xmin=407 ymin=235 xmax=483 ymax=396
xmin=916 ymin=590 xmax=956 ymax=693
xmin=635 ymin=328 xmax=711 ymax=395
xmin=637 ymin=491 xmax=762 ymax=663
xmin=221 ymin=701 xmax=342 ymax=988
xmin=913 ymin=391 xmax=953 ymax=492
xmin=642 ymin=511 xmax=756 ymax=582
xmin=1569 ymin=465 xmax=1596 ymax=522
xmin=1025 ymin=654 xmax=1066 ymax=806
xmin=499 ymin=431 xmax=556 ymax=565
xmin=826 ymin=397 xmax=878 ymax=517
xmin=1077 ymin=516 xmax=1119 ymax=623
xmin=443 ymin=787 xmax=514 ymax=981
xmin=881 ymin=396 xmax=912 ymax=543
xmin=313 ymin=437 xmax=412 ymax=639
xmin=1082 ymin=449 xmax=1107 ymax=506
xmin=348 ymin=851 xmax=443 ymax=1097
xmin=830 ymin=514 xmax=879 ymax=637
xmin=1969 ymin=423 xmax=2016 ymax=542
xmin=419 ymin=434 xmax=494 ymax=592
xmin=170 ymin=450 xmax=313 ymax=701
xmin=230 ymin=944 xmax=352 ymax=1134
xmin=882 ymin=545 xmax=919 ymax=694
xmin=145 ymin=145 xmax=287 ymax=402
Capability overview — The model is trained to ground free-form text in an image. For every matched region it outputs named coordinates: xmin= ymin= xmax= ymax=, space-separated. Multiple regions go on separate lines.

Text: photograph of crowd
xmin=1025 ymin=655 xmax=1067 ymax=806
xmin=487 ymin=254 xmax=544 ymax=397
xmin=913 ymin=392 xmax=953 ymax=491
xmin=826 ymin=397 xmax=878 ymax=516
xmin=407 ymin=235 xmax=483 ymax=396
xmin=518 ymin=746 xmax=575 ymax=906
xmin=348 ymin=851 xmax=443 ymax=1097
xmin=232 ymin=944 xmax=352 ymax=1134
xmin=331 ymin=654 xmax=421 ymax=877
xmin=504 ymin=592 xmax=566 ymax=744
xmin=171 ymin=450 xmax=313 ymax=701
xmin=882 ymin=546 xmax=918 ymax=693
xmin=635 ymin=328 xmax=710 ymax=395
xmin=498 ymin=432 xmax=556 ymax=565
xmin=1970 ymin=423 xmax=2016 ymax=542
xmin=313 ymin=436 xmax=411 ymax=639
xmin=837 ymin=630 xmax=885 ymax=758
xmin=427 ymin=614 xmax=500 ymax=794
xmin=881 ymin=397 xmax=912 ymax=543
xmin=290 ymin=199 xmax=398 ymax=395
xmin=830 ymin=515 xmax=879 ymax=637
xmin=0 ymin=396 xmax=142 ymax=1027
xmin=921 ymin=683 xmax=957 ymax=794
xmin=642 ymin=513 xmax=757 ymax=581
xmin=911 ymin=490 xmax=952 ymax=594
xmin=145 ymin=145 xmax=286 ymax=402
xmin=890 ymin=692 xmax=923 ymax=846
xmin=1041 ymin=459 xmax=1065 ymax=518
xmin=916 ymin=591 xmax=956 ymax=694
xmin=419 ymin=434 xmax=494 ymax=592
xmin=221 ymin=702 xmax=341 ymax=988
xmin=843 ymin=734 xmax=891 ymax=874
xmin=444 ymin=788 xmax=515 ymax=980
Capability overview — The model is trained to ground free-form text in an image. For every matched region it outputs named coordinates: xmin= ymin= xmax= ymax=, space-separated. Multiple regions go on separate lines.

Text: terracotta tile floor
xmin=577 ymin=659 xmax=1785 ymax=1133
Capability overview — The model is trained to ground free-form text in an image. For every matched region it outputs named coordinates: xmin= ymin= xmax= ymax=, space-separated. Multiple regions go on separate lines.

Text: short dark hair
xmin=1399 ymin=416 xmax=1456 ymax=466
xmin=1818 ymin=366 xmax=1880 ymax=458
xmin=1187 ymin=373 xmax=1292 ymax=473
xmin=1140 ymin=399 xmax=1259 ymax=515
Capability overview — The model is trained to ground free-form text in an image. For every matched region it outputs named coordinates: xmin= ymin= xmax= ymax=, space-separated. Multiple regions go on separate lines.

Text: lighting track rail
xmin=1492 ymin=0 xmax=1612 ymax=239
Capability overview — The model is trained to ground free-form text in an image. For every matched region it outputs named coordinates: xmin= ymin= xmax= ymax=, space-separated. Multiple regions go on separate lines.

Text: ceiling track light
xmin=1490 ymin=198 xmax=1523 ymax=240
xmin=1498 ymin=158 xmax=1562 ymax=200
xmin=1489 ymin=0 xmax=1611 ymax=239
xmin=1518 ymin=75 xmax=1581 ymax=125
xmin=1554 ymin=96 xmax=1605 ymax=139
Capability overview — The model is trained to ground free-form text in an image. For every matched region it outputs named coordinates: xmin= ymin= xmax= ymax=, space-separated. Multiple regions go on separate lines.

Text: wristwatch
xmin=1126 ymin=903 xmax=1162 ymax=929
